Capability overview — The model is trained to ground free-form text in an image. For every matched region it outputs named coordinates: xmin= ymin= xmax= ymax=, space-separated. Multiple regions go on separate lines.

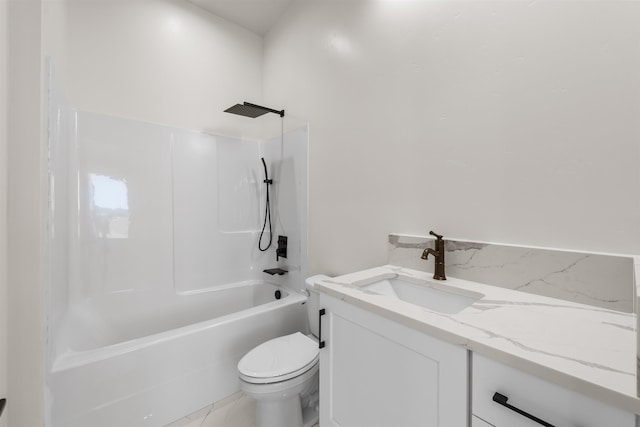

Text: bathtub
xmin=47 ymin=281 xmax=308 ymax=427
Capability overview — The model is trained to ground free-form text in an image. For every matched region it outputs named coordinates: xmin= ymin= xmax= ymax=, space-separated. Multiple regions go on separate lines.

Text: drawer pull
xmin=492 ymin=392 xmax=555 ymax=427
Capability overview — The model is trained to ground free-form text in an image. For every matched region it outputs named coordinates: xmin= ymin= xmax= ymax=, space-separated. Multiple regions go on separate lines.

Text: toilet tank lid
xmin=238 ymin=332 xmax=319 ymax=379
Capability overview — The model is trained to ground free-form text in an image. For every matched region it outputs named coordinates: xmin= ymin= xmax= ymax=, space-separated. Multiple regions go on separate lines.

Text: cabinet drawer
xmin=472 ymin=353 xmax=634 ymax=427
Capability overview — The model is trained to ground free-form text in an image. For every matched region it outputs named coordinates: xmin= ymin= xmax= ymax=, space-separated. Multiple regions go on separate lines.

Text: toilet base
xmin=253 ymin=392 xmax=319 ymax=427
xmin=255 ymin=395 xmax=303 ymax=427
xmin=302 ymin=405 xmax=319 ymax=427
xmin=241 ymin=364 xmax=319 ymax=427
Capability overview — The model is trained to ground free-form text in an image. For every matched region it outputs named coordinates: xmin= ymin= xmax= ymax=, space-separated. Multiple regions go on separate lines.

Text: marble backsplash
xmin=388 ymin=234 xmax=635 ymax=313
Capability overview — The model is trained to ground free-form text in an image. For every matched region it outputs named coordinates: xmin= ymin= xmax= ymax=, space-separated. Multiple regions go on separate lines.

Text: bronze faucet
xmin=421 ymin=231 xmax=446 ymax=280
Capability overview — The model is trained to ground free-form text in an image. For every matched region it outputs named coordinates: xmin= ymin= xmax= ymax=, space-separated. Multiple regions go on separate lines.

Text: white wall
xmin=263 ymin=0 xmax=640 ymax=276
xmin=48 ymin=0 xmax=264 ymax=137
xmin=0 ymin=0 xmax=7 ymax=425
xmin=7 ymin=0 xmax=46 ymax=426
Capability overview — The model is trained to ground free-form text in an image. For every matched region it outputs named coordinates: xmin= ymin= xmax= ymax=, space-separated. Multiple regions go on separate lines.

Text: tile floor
xmin=165 ymin=392 xmax=320 ymax=427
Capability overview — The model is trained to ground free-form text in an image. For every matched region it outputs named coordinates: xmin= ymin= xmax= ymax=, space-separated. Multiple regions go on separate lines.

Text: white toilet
xmin=237 ymin=275 xmax=328 ymax=427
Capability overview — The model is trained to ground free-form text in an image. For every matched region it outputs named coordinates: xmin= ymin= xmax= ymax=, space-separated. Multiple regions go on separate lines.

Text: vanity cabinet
xmin=319 ymin=294 xmax=468 ymax=427
xmin=472 ymin=353 xmax=635 ymax=427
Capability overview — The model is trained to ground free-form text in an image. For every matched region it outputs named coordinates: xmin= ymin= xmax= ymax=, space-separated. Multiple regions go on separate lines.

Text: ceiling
xmin=188 ymin=0 xmax=295 ymax=35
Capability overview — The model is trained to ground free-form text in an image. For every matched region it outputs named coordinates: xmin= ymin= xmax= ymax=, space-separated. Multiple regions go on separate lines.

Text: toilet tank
xmin=305 ymin=275 xmax=330 ymax=338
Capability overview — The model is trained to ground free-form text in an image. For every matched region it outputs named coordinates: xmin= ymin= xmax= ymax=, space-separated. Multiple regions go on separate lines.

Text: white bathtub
xmin=47 ymin=281 xmax=308 ymax=427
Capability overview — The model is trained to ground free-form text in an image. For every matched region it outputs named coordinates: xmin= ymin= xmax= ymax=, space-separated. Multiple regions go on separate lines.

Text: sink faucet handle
xmin=429 ymin=230 xmax=443 ymax=240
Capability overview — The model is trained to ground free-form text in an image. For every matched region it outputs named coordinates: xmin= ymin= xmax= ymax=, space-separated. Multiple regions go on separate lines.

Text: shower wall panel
xmin=70 ymin=113 xmax=273 ymax=298
xmin=216 ymin=136 xmax=261 ymax=233
xmin=172 ymin=132 xmax=267 ymax=293
xmin=48 ymin=66 xmax=74 ymax=363
xmin=75 ymin=112 xmax=174 ymax=298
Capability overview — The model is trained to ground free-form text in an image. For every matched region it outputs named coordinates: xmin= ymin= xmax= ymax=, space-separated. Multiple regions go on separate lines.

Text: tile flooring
xmin=165 ymin=392 xmax=320 ymax=427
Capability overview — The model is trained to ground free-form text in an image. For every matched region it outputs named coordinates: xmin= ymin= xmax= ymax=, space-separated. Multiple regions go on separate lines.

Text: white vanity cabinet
xmin=319 ymin=293 xmax=468 ymax=427
xmin=472 ymin=353 xmax=635 ymax=427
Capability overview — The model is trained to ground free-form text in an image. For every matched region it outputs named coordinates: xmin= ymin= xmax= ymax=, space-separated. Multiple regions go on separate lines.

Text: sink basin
xmin=362 ymin=277 xmax=481 ymax=314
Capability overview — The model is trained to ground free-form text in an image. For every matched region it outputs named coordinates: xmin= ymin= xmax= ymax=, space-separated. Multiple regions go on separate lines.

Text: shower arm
xmin=244 ymin=102 xmax=285 ymax=118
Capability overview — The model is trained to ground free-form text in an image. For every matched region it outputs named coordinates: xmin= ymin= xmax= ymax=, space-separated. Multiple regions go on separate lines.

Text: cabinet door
xmin=319 ymin=294 xmax=468 ymax=427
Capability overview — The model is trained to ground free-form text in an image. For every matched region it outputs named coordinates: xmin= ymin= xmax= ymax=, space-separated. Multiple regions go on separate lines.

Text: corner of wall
xmin=0 ymin=0 xmax=7 ymax=425
xmin=7 ymin=0 xmax=46 ymax=426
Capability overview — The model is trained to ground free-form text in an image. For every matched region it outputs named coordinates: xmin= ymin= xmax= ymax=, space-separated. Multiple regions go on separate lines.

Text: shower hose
xmin=258 ymin=157 xmax=272 ymax=251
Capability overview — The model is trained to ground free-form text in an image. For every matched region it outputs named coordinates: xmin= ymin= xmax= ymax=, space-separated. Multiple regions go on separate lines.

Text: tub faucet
xmin=421 ymin=231 xmax=446 ymax=280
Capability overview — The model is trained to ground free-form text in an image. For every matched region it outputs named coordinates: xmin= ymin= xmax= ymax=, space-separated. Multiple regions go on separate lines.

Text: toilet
xmin=237 ymin=275 xmax=328 ymax=427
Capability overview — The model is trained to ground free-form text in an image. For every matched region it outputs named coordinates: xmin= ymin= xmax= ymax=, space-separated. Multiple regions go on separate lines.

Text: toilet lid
xmin=238 ymin=332 xmax=319 ymax=381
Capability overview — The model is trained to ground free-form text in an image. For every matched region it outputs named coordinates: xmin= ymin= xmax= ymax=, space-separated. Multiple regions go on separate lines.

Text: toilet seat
xmin=238 ymin=332 xmax=319 ymax=384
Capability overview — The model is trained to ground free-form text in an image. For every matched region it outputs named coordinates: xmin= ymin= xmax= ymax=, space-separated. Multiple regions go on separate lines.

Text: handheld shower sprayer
xmin=258 ymin=157 xmax=273 ymax=251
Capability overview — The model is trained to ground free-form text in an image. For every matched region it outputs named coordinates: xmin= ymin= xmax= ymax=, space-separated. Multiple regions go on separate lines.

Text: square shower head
xmin=224 ymin=103 xmax=270 ymax=118
xmin=224 ymin=102 xmax=284 ymax=118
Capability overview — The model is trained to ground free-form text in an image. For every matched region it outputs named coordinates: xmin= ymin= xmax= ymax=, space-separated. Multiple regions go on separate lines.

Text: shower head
xmin=224 ymin=102 xmax=285 ymax=118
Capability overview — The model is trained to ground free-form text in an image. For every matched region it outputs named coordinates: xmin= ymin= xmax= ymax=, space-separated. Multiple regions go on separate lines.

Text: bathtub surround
xmin=389 ymin=234 xmax=634 ymax=313
xmin=47 ymin=71 xmax=308 ymax=307
xmin=46 ymin=69 xmax=309 ymax=425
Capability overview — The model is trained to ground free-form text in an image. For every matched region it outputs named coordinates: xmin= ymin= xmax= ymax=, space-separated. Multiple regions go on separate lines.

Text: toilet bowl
xmin=237 ymin=275 xmax=328 ymax=427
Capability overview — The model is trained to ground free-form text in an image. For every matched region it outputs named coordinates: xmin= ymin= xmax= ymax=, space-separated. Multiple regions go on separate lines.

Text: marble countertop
xmin=316 ymin=265 xmax=640 ymax=415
